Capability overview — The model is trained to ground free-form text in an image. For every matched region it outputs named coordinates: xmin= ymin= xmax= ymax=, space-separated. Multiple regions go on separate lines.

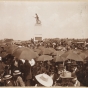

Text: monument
xmin=34 ymin=13 xmax=42 ymax=41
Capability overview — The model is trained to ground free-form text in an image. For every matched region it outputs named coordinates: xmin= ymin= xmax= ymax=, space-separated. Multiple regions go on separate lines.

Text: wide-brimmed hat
xmin=71 ymin=61 xmax=78 ymax=66
xmin=35 ymin=73 xmax=53 ymax=87
xmin=3 ymin=75 xmax=12 ymax=80
xmin=60 ymin=71 xmax=73 ymax=79
xmin=13 ymin=70 xmax=21 ymax=76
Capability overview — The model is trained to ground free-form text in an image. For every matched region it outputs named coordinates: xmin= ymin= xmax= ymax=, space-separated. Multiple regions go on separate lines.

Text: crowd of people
xmin=0 ymin=39 xmax=88 ymax=87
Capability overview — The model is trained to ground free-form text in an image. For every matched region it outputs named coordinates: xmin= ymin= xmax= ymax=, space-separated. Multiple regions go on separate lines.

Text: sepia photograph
xmin=0 ymin=0 xmax=88 ymax=87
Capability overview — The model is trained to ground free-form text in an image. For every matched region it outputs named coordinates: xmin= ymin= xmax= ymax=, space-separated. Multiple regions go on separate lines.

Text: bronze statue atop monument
xmin=35 ymin=13 xmax=41 ymax=25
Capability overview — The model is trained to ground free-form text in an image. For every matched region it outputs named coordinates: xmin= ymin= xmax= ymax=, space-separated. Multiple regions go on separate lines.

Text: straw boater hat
xmin=35 ymin=73 xmax=53 ymax=87
xmin=60 ymin=71 xmax=73 ymax=79
xmin=4 ymin=75 xmax=12 ymax=80
xmin=13 ymin=70 xmax=21 ymax=76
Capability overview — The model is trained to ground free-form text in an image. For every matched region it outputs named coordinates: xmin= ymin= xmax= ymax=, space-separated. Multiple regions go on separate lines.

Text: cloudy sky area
xmin=0 ymin=1 xmax=88 ymax=40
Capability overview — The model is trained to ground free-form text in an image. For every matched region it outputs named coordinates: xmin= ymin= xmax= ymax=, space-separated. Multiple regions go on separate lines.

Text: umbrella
xmin=78 ymin=52 xmax=88 ymax=60
xmin=61 ymin=50 xmax=83 ymax=61
xmin=52 ymin=51 xmax=65 ymax=56
xmin=34 ymin=52 xmax=39 ymax=58
xmin=48 ymin=48 xmax=56 ymax=53
xmin=0 ymin=52 xmax=8 ymax=58
xmin=34 ymin=48 xmax=42 ymax=55
xmin=82 ymin=50 xmax=88 ymax=56
xmin=38 ymin=46 xmax=45 ymax=50
xmin=13 ymin=47 xmax=37 ymax=60
xmin=72 ymin=49 xmax=82 ymax=54
xmin=61 ymin=50 xmax=73 ymax=58
xmin=66 ymin=52 xmax=83 ymax=61
xmin=53 ymin=55 xmax=64 ymax=62
xmin=84 ymin=57 xmax=88 ymax=61
xmin=36 ymin=55 xmax=53 ymax=61
xmin=42 ymin=48 xmax=53 ymax=55
xmin=38 ymin=46 xmax=55 ymax=55
xmin=6 ymin=45 xmax=18 ymax=54
xmin=38 ymin=47 xmax=54 ymax=55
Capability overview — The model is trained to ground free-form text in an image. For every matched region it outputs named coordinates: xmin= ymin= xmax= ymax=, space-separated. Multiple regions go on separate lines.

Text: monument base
xmin=34 ymin=22 xmax=42 ymax=41
xmin=34 ymin=34 xmax=42 ymax=41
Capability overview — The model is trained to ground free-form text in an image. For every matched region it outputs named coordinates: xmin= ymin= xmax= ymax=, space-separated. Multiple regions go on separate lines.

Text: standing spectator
xmin=0 ymin=57 xmax=6 ymax=77
xmin=13 ymin=70 xmax=25 ymax=86
xmin=72 ymin=75 xmax=81 ymax=87
xmin=10 ymin=57 xmax=18 ymax=75
xmin=4 ymin=75 xmax=14 ymax=86
xmin=71 ymin=61 xmax=79 ymax=74
xmin=23 ymin=60 xmax=32 ymax=86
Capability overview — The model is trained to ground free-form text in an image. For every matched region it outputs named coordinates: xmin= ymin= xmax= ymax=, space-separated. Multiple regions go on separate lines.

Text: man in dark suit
xmin=23 ymin=60 xmax=32 ymax=86
xmin=0 ymin=57 xmax=6 ymax=77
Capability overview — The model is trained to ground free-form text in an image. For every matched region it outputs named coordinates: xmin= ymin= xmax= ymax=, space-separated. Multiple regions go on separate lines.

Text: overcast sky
xmin=0 ymin=1 xmax=88 ymax=40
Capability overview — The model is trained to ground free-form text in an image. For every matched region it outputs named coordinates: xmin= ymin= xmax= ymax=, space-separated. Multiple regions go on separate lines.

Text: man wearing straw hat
xmin=3 ymin=74 xmax=14 ymax=86
xmin=58 ymin=64 xmax=66 ymax=75
xmin=54 ymin=64 xmax=67 ymax=86
xmin=59 ymin=71 xmax=74 ymax=86
xmin=13 ymin=70 xmax=25 ymax=86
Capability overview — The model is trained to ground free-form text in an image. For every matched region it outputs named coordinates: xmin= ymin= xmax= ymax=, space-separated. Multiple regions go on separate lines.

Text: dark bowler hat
xmin=58 ymin=64 xmax=64 ymax=69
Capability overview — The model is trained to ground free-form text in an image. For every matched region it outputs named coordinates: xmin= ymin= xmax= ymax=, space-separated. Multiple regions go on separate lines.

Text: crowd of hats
xmin=0 ymin=39 xmax=88 ymax=87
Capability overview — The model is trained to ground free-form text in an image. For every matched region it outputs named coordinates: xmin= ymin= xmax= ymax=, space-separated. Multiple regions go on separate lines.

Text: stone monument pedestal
xmin=34 ymin=23 xmax=42 ymax=41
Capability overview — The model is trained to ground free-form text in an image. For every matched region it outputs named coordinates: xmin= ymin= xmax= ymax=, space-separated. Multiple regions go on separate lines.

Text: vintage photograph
xmin=0 ymin=0 xmax=88 ymax=87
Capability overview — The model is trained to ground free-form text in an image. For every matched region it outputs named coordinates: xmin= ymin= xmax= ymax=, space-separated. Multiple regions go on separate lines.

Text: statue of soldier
xmin=35 ymin=13 xmax=41 ymax=24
